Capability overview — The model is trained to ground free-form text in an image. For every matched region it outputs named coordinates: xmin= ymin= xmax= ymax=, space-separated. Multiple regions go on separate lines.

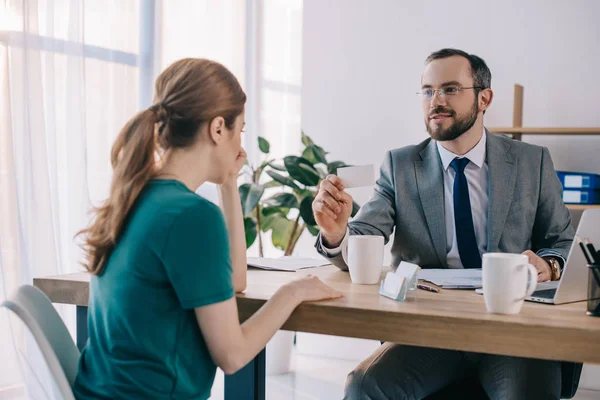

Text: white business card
xmin=337 ymin=165 xmax=375 ymax=188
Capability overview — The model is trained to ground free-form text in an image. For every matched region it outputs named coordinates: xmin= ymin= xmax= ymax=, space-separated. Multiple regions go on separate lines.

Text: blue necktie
xmin=450 ymin=157 xmax=482 ymax=268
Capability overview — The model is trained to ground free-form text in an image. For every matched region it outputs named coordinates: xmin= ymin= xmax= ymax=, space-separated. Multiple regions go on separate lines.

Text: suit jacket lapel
xmin=415 ymin=139 xmax=447 ymax=267
xmin=486 ymin=130 xmax=517 ymax=252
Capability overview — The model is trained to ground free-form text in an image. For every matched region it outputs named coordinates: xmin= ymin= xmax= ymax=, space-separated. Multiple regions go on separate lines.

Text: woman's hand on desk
xmin=195 ymin=275 xmax=341 ymax=375
xmin=286 ymin=275 xmax=343 ymax=303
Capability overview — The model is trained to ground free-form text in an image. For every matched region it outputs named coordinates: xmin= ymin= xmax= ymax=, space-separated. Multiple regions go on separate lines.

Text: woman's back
xmin=73 ymin=179 xmax=233 ymax=399
xmin=74 ymin=58 xmax=340 ymax=399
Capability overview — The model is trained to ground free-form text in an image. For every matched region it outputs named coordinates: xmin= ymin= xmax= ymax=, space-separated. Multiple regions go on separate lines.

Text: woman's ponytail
xmin=78 ymin=108 xmax=157 ymax=275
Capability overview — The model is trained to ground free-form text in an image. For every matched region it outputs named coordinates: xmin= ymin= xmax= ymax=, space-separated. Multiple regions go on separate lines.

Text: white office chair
xmin=1 ymin=285 xmax=80 ymax=400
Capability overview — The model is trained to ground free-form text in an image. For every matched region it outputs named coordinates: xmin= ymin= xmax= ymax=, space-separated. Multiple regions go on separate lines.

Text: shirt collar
xmin=436 ymin=128 xmax=487 ymax=171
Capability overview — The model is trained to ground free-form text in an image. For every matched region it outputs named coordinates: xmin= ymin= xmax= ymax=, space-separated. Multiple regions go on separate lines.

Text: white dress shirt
xmin=437 ymin=131 xmax=488 ymax=268
xmin=322 ymin=130 xmax=489 ymax=269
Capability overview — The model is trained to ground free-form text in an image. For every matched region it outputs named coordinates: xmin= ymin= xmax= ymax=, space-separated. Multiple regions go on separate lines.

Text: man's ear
xmin=479 ymin=88 xmax=494 ymax=113
xmin=208 ymin=117 xmax=226 ymax=144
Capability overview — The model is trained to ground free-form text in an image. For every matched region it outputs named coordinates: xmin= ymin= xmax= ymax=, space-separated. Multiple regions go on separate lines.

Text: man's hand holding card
xmin=312 ymin=165 xmax=375 ymax=247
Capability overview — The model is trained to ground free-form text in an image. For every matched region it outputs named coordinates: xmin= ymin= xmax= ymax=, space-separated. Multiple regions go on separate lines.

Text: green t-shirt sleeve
xmin=162 ymin=200 xmax=234 ymax=309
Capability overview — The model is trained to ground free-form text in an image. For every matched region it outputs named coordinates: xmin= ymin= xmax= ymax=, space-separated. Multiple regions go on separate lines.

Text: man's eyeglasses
xmin=417 ymin=86 xmax=483 ymax=100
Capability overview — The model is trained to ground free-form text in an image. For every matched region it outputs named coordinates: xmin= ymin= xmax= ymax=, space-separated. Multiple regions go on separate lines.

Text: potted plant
xmin=239 ymin=132 xmax=360 ymax=256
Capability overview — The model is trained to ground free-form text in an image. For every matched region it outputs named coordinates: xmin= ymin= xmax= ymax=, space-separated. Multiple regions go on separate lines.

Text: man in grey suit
xmin=312 ymin=49 xmax=574 ymax=399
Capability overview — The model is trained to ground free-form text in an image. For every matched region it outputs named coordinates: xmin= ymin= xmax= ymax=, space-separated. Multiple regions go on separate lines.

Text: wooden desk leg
xmin=224 ymin=348 xmax=266 ymax=400
xmin=76 ymin=305 xmax=88 ymax=352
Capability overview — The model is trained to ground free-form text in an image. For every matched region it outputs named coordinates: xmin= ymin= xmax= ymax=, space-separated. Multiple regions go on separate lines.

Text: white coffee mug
xmin=482 ymin=253 xmax=537 ymax=314
xmin=342 ymin=235 xmax=384 ymax=284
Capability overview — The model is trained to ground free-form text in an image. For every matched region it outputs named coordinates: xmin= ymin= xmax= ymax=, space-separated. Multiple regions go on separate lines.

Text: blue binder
xmin=557 ymin=171 xmax=600 ymax=189
xmin=562 ymin=189 xmax=600 ymax=204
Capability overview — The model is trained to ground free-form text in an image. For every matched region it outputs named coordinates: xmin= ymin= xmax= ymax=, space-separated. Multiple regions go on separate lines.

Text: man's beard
xmin=426 ymin=98 xmax=479 ymax=141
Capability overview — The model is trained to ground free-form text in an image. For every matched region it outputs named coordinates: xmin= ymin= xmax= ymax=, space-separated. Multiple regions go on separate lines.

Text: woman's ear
xmin=208 ymin=117 xmax=226 ymax=144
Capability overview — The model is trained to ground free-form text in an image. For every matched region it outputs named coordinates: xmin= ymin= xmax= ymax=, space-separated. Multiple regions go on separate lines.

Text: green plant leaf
xmin=302 ymin=144 xmax=328 ymax=165
xmin=264 ymin=192 xmax=298 ymax=209
xmin=262 ymin=206 xmax=288 ymax=216
xmin=301 ymin=131 xmax=314 ymax=147
xmin=268 ymin=162 xmax=286 ymax=172
xmin=293 ymin=187 xmax=314 ymax=199
xmin=244 ymin=217 xmax=257 ymax=248
xmin=263 ymin=180 xmax=283 ymax=189
xmin=284 ymin=156 xmax=320 ymax=187
xmin=266 ymin=170 xmax=299 ymax=189
xmin=351 ymin=200 xmax=361 ymax=217
xmin=239 ymin=183 xmax=265 ymax=216
xmin=270 ymin=217 xmax=295 ymax=251
xmin=260 ymin=207 xmax=288 ymax=232
xmin=299 ymin=195 xmax=316 ymax=226
xmin=327 ymin=161 xmax=349 ymax=175
xmin=307 ymin=224 xmax=320 ymax=236
xmin=258 ymin=136 xmax=270 ymax=154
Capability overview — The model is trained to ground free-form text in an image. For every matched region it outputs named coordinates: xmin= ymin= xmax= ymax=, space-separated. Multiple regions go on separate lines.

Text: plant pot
xmin=266 ymin=330 xmax=295 ymax=375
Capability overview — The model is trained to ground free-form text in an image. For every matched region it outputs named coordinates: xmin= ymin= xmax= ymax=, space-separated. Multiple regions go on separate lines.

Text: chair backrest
xmin=1 ymin=285 xmax=80 ymax=400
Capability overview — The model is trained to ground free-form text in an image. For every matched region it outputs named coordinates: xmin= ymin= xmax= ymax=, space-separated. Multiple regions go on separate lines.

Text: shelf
xmin=566 ymin=204 xmax=600 ymax=211
xmin=489 ymin=127 xmax=600 ymax=135
xmin=494 ymin=85 xmax=600 ymax=214
xmin=489 ymin=84 xmax=600 ymax=140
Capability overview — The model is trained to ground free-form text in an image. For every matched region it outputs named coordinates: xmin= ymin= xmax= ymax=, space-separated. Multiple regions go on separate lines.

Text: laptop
xmin=527 ymin=209 xmax=600 ymax=304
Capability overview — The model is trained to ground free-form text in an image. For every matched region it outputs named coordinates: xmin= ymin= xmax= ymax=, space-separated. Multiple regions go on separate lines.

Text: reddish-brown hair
xmin=78 ymin=58 xmax=246 ymax=275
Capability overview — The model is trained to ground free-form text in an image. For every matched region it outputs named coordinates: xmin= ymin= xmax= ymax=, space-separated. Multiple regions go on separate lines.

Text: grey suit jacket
xmin=316 ymin=130 xmax=575 ymax=270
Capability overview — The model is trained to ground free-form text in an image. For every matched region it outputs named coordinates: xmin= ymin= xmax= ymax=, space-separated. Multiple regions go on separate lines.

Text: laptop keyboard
xmin=531 ymin=289 xmax=557 ymax=299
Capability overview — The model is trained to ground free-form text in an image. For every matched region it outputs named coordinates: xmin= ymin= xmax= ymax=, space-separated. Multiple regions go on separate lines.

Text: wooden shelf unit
xmin=488 ymin=127 xmax=600 ymax=136
xmin=566 ymin=204 xmax=600 ymax=211
xmin=488 ymin=84 xmax=600 ymax=141
xmin=488 ymin=84 xmax=600 ymax=211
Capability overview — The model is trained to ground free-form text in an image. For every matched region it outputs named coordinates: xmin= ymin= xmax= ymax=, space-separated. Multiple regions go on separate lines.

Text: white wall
xmin=299 ymin=0 xmax=600 ymax=390
xmin=302 ymin=0 xmax=600 ymax=172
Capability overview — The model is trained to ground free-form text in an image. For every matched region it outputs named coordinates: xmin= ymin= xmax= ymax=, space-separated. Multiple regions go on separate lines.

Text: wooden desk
xmin=34 ymin=266 xmax=600 ymax=399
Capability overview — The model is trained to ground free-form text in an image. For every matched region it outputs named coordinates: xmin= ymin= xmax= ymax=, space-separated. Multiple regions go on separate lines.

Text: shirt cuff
xmin=320 ymin=229 xmax=349 ymax=256
xmin=536 ymin=249 xmax=566 ymax=268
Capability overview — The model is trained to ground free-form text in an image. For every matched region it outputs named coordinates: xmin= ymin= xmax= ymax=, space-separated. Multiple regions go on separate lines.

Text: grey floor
xmin=209 ymin=351 xmax=600 ymax=400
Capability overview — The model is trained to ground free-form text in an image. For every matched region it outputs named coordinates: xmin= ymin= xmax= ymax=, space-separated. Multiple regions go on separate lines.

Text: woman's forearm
xmin=218 ymin=179 xmax=247 ymax=292
xmin=235 ymin=285 xmax=300 ymax=368
xmin=195 ymin=277 xmax=340 ymax=375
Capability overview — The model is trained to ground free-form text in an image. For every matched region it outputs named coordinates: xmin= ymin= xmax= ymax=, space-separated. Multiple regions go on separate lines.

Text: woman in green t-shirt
xmin=73 ymin=58 xmax=342 ymax=399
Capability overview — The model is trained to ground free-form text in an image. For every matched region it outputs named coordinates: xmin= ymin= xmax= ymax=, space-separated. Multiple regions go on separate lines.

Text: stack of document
xmin=247 ymin=257 xmax=331 ymax=272
xmin=418 ymin=269 xmax=482 ymax=289
xmin=557 ymin=171 xmax=600 ymax=204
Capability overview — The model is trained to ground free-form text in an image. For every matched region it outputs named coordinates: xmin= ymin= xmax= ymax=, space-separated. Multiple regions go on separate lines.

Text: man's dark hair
xmin=425 ymin=48 xmax=492 ymax=90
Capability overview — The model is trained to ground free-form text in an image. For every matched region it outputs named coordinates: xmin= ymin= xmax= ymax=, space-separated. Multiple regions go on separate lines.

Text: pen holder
xmin=587 ymin=264 xmax=600 ymax=316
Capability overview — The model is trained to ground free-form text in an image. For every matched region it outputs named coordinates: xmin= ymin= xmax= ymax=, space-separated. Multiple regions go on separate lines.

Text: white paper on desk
xmin=418 ymin=269 xmax=482 ymax=289
xmin=247 ymin=257 xmax=331 ymax=272
xmin=337 ymin=165 xmax=375 ymax=188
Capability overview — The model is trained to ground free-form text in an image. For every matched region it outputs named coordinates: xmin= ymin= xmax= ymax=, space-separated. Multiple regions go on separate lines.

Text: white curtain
xmin=0 ymin=0 xmax=302 ymax=397
xmin=0 ymin=0 xmax=139 ymax=397
xmin=159 ymin=0 xmax=304 ymax=225
xmin=258 ymin=0 xmax=303 ymax=162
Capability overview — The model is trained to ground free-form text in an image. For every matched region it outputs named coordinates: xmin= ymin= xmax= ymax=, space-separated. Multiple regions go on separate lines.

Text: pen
xmin=587 ymin=242 xmax=599 ymax=264
xmin=590 ymin=265 xmax=600 ymax=288
xmin=580 ymin=241 xmax=593 ymax=264
xmin=417 ymin=283 xmax=441 ymax=293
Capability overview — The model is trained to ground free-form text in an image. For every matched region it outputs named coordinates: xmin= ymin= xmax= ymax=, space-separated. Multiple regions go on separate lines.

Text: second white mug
xmin=342 ymin=235 xmax=384 ymax=284
xmin=482 ymin=253 xmax=537 ymax=314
